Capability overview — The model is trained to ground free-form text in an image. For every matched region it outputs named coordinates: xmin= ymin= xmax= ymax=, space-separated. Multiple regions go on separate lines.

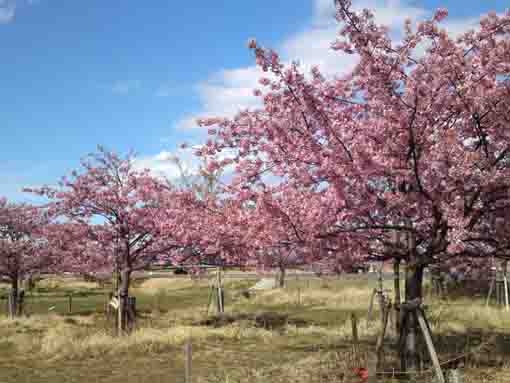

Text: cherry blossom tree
xmin=197 ymin=1 xmax=510 ymax=370
xmin=42 ymin=222 xmax=114 ymax=282
xmin=0 ymin=198 xmax=53 ymax=317
xmin=25 ymin=147 xmax=193 ymax=332
xmin=241 ymin=186 xmax=340 ymax=287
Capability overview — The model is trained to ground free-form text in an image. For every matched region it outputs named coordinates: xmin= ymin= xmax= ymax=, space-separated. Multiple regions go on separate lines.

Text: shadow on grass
xmin=195 ymin=311 xmax=310 ymax=330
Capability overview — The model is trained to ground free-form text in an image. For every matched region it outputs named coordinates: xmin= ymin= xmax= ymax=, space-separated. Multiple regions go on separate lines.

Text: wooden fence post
xmin=350 ymin=312 xmax=359 ymax=363
xmin=68 ymin=294 xmax=73 ymax=315
xmin=184 ymin=338 xmax=192 ymax=383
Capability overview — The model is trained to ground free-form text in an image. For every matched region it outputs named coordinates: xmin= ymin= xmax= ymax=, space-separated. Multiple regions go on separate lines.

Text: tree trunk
xmin=117 ymin=267 xmax=132 ymax=334
xmin=8 ymin=277 xmax=21 ymax=318
xmin=278 ymin=265 xmax=286 ymax=288
xmin=113 ymin=264 xmax=121 ymax=294
xmin=402 ymin=262 xmax=424 ymax=372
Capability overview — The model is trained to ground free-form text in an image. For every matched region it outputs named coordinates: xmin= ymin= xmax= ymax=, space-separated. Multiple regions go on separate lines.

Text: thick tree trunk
xmin=117 ymin=267 xmax=132 ymax=334
xmin=402 ymin=262 xmax=424 ymax=372
xmin=113 ymin=263 xmax=121 ymax=294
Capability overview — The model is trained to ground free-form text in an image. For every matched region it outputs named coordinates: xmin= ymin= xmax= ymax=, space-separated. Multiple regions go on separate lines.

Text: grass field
xmin=0 ymin=275 xmax=508 ymax=383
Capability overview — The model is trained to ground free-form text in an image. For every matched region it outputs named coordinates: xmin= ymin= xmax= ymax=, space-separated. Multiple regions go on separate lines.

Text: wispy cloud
xmin=0 ymin=0 xmax=16 ymax=24
xmin=174 ymin=0 xmax=487 ymax=132
xmin=0 ymin=0 xmax=42 ymax=24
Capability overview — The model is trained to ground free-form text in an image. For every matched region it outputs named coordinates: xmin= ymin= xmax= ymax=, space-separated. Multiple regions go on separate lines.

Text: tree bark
xmin=399 ymin=225 xmax=426 ymax=373
xmin=402 ymin=261 xmax=424 ymax=372
xmin=118 ymin=267 xmax=132 ymax=334
xmin=113 ymin=263 xmax=121 ymax=294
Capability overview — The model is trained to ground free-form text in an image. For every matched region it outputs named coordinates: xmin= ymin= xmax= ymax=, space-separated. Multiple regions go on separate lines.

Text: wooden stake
xmin=204 ymin=283 xmax=214 ymax=316
xmin=375 ymin=303 xmax=390 ymax=368
xmin=216 ymin=267 xmax=224 ymax=314
xmin=417 ymin=309 xmax=445 ymax=383
xmin=504 ymin=276 xmax=509 ymax=312
xmin=496 ymin=279 xmax=501 ymax=305
xmin=350 ymin=312 xmax=359 ymax=362
xmin=184 ymin=338 xmax=192 ymax=383
xmin=503 ymin=261 xmax=509 ymax=312
xmin=367 ymin=289 xmax=376 ymax=321
xmin=367 ymin=356 xmax=377 ymax=383
xmin=68 ymin=294 xmax=73 ymax=314
xmin=486 ymin=275 xmax=495 ymax=307
xmin=377 ymin=263 xmax=385 ymax=323
xmin=8 ymin=291 xmax=14 ymax=319
xmin=393 ymin=258 xmax=401 ymax=334
xmin=367 ymin=305 xmax=389 ymax=383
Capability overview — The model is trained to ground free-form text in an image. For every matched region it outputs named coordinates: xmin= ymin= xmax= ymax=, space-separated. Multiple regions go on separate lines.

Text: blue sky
xmin=1 ymin=0 xmax=508 ymax=202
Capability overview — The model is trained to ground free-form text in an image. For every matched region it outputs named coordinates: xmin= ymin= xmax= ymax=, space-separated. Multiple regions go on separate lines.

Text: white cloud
xmin=282 ymin=23 xmax=358 ymax=76
xmin=354 ymin=0 xmax=428 ymax=28
xmin=174 ymin=0 xmax=427 ymax=130
xmin=284 ymin=0 xmax=431 ymax=76
xmin=175 ymin=66 xmax=265 ymax=130
xmin=313 ymin=0 xmax=337 ymax=25
xmin=0 ymin=0 xmax=15 ymax=24
xmin=134 ymin=150 xmax=184 ymax=180
xmin=134 ymin=148 xmax=208 ymax=180
xmin=174 ymin=0 xmax=494 ymax=131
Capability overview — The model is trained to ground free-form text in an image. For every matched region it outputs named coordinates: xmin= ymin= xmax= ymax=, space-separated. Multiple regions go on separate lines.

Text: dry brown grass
xmin=24 ymin=321 xmax=278 ymax=360
xmin=0 ymin=276 xmax=509 ymax=383
xmin=248 ymin=285 xmax=374 ymax=310
xmin=37 ymin=277 xmax=100 ymax=290
xmin=135 ymin=277 xmax=209 ymax=294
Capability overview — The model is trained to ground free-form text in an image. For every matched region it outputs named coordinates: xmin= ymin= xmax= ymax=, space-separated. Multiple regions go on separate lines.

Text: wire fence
xmin=172 ymin=317 xmax=510 ymax=383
